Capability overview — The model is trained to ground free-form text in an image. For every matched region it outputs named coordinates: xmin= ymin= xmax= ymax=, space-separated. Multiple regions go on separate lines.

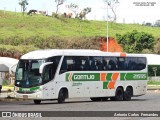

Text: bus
xmin=14 ymin=49 xmax=147 ymax=104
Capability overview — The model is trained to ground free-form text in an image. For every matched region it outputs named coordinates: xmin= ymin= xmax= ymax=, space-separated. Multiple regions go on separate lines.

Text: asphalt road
xmin=0 ymin=90 xmax=160 ymax=120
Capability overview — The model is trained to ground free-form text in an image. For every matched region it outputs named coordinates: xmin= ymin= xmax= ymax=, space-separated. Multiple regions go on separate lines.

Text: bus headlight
xmin=15 ymin=87 xmax=19 ymax=92
xmin=36 ymin=94 xmax=40 ymax=98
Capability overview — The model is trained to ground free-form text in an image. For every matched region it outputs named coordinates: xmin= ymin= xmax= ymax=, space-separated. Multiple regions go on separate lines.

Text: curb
xmin=147 ymin=88 xmax=160 ymax=91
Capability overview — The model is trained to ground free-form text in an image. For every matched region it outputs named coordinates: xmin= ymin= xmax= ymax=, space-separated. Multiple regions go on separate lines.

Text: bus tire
xmin=111 ymin=87 xmax=124 ymax=101
xmin=33 ymin=100 xmax=41 ymax=104
xmin=123 ymin=87 xmax=133 ymax=101
xmin=58 ymin=89 xmax=66 ymax=103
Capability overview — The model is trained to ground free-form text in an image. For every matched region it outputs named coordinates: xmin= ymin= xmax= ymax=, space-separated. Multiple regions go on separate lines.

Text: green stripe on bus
xmin=103 ymin=82 xmax=109 ymax=89
xmin=19 ymin=86 xmax=40 ymax=92
xmin=66 ymin=72 xmax=147 ymax=81
xmin=66 ymin=73 xmax=70 ymax=81
xmin=120 ymin=73 xmax=126 ymax=81
xmin=106 ymin=73 xmax=112 ymax=81
xmin=120 ymin=73 xmax=147 ymax=80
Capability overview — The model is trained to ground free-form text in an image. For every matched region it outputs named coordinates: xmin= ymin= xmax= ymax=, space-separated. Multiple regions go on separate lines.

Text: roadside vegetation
xmin=148 ymin=81 xmax=160 ymax=85
xmin=1 ymin=10 xmax=160 ymax=57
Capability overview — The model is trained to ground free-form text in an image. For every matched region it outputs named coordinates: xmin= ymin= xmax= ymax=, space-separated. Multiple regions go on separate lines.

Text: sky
xmin=0 ymin=0 xmax=160 ymax=24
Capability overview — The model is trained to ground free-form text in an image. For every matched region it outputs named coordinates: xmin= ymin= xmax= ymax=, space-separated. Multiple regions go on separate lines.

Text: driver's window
xmin=43 ymin=64 xmax=54 ymax=83
xmin=16 ymin=68 xmax=23 ymax=80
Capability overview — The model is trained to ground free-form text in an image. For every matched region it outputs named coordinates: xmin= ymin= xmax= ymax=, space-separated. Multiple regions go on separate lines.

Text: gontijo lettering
xmin=74 ymin=75 xmax=95 ymax=80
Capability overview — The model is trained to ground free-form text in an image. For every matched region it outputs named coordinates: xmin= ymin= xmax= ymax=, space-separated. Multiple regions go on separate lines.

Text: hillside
xmin=0 ymin=10 xmax=160 ymax=58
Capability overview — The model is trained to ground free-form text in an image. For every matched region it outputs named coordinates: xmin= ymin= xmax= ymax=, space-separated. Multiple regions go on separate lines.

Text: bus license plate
xmin=23 ymin=95 xmax=28 ymax=99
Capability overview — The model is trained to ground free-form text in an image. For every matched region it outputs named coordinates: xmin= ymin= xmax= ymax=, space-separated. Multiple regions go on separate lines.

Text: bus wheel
xmin=58 ymin=89 xmax=66 ymax=103
xmin=123 ymin=87 xmax=133 ymax=101
xmin=111 ymin=87 xmax=124 ymax=101
xmin=33 ymin=100 xmax=41 ymax=104
xmin=90 ymin=97 xmax=101 ymax=101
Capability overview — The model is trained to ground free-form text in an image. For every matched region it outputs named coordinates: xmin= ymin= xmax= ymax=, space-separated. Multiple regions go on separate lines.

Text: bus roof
xmin=20 ymin=49 xmax=145 ymax=59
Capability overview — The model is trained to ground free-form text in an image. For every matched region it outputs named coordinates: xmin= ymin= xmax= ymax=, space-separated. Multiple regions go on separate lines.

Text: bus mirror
xmin=39 ymin=62 xmax=53 ymax=74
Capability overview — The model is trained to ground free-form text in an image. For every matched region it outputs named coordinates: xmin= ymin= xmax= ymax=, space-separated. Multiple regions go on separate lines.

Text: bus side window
xmin=108 ymin=59 xmax=117 ymax=70
xmin=136 ymin=57 xmax=146 ymax=70
xmin=127 ymin=57 xmax=137 ymax=70
xmin=60 ymin=57 xmax=68 ymax=74
xmin=103 ymin=61 xmax=108 ymax=70
xmin=96 ymin=61 xmax=102 ymax=70
xmin=74 ymin=57 xmax=83 ymax=71
xmin=91 ymin=56 xmax=102 ymax=71
xmin=90 ymin=60 xmax=97 ymax=70
xmin=128 ymin=60 xmax=132 ymax=70
xmin=84 ymin=58 xmax=90 ymax=70
xmin=117 ymin=57 xmax=127 ymax=70
xmin=60 ymin=56 xmax=75 ymax=73
xmin=67 ymin=57 xmax=75 ymax=71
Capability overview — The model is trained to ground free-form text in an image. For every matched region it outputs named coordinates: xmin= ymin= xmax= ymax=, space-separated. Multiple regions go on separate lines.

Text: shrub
xmin=116 ymin=30 xmax=155 ymax=53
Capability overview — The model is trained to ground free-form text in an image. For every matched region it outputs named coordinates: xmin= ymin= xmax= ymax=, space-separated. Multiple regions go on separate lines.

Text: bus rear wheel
xmin=123 ymin=87 xmax=133 ymax=101
xmin=111 ymin=87 xmax=124 ymax=101
xmin=33 ymin=100 xmax=41 ymax=104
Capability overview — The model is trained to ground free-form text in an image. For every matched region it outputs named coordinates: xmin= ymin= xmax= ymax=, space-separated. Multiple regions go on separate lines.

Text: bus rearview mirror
xmin=39 ymin=62 xmax=53 ymax=74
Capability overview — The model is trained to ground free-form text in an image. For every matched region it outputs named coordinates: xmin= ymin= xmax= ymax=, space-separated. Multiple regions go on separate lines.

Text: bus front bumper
xmin=14 ymin=91 xmax=43 ymax=100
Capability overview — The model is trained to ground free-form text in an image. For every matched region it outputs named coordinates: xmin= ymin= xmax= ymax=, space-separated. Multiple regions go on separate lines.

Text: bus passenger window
xmin=84 ymin=59 xmax=90 ymax=70
xmin=90 ymin=60 xmax=97 ymax=70
xmin=90 ymin=56 xmax=102 ymax=71
xmin=136 ymin=57 xmax=146 ymax=70
xmin=102 ymin=59 xmax=108 ymax=70
xmin=117 ymin=57 xmax=127 ymax=70
xmin=108 ymin=60 xmax=117 ymax=70
xmin=127 ymin=57 xmax=139 ymax=70
xmin=60 ymin=56 xmax=75 ymax=73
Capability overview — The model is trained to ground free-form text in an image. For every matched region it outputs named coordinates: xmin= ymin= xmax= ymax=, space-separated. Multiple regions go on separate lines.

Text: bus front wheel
xmin=58 ymin=89 xmax=66 ymax=103
xmin=33 ymin=100 xmax=41 ymax=104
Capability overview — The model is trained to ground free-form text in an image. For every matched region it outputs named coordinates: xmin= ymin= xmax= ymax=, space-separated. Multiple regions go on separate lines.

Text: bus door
xmin=42 ymin=56 xmax=61 ymax=98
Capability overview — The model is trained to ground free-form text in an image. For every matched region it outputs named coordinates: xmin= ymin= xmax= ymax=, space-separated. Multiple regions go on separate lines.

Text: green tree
xmin=68 ymin=3 xmax=78 ymax=17
xmin=104 ymin=0 xmax=119 ymax=22
xmin=79 ymin=7 xmax=91 ymax=19
xmin=55 ymin=0 xmax=66 ymax=14
xmin=116 ymin=30 xmax=155 ymax=53
xmin=19 ymin=0 xmax=28 ymax=16
xmin=154 ymin=38 xmax=160 ymax=54
xmin=148 ymin=65 xmax=160 ymax=76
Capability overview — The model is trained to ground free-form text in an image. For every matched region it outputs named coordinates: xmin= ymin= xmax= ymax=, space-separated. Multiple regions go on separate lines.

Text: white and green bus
xmin=14 ymin=49 xmax=147 ymax=104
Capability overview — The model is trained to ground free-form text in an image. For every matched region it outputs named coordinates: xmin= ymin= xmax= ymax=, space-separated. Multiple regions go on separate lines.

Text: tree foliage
xmin=19 ymin=0 xmax=28 ymax=15
xmin=154 ymin=38 xmax=160 ymax=54
xmin=78 ymin=7 xmax=91 ymax=19
xmin=104 ymin=0 xmax=119 ymax=22
xmin=68 ymin=3 xmax=78 ymax=16
xmin=55 ymin=0 xmax=65 ymax=14
xmin=148 ymin=65 xmax=160 ymax=76
xmin=116 ymin=30 xmax=155 ymax=53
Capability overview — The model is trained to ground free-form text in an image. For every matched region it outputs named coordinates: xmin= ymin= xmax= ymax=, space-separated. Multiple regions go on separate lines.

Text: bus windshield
xmin=15 ymin=59 xmax=45 ymax=88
